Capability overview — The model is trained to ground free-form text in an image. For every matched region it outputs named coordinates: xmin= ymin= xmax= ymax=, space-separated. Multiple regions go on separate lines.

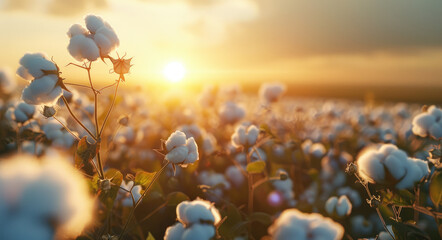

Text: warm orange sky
xmin=1 ymin=0 xmax=442 ymax=87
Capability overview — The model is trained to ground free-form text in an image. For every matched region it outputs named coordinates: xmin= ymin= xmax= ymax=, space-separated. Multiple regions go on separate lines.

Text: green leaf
xmin=166 ymin=192 xmax=190 ymax=206
xmin=146 ymin=232 xmax=155 ymax=240
xmin=74 ymin=136 xmax=98 ymax=169
xmin=392 ymin=221 xmax=430 ymax=240
xmin=248 ymin=212 xmax=272 ymax=226
xmin=246 ymin=160 xmax=266 ymax=174
xmin=135 ymin=170 xmax=156 ymax=188
xmin=381 ymin=189 xmax=414 ymax=206
xmin=429 ymin=170 xmax=442 ymax=208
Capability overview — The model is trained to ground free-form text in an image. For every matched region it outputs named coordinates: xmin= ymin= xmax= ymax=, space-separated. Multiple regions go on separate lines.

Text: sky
xmin=1 ymin=0 xmax=442 ymax=87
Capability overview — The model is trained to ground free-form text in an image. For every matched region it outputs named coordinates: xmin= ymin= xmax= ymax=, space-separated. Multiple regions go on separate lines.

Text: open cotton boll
xmin=165 ymin=131 xmax=199 ymax=166
xmin=164 ymin=222 xmax=185 ymax=240
xmin=219 ymin=101 xmax=245 ymax=124
xmin=412 ymin=105 xmax=442 ymax=139
xmin=13 ymin=102 xmax=35 ymax=123
xmin=0 ymin=154 xmax=93 ymax=238
xmin=85 ymin=15 xmax=105 ymax=34
xmin=231 ymin=124 xmax=260 ymax=147
xmin=166 ymin=131 xmax=188 ymax=151
xmin=177 ymin=199 xmax=221 ymax=226
xmin=357 ymin=144 xmax=429 ymax=189
xmin=22 ymin=75 xmax=62 ymax=106
xmin=181 ymin=224 xmax=215 ymax=240
xmin=259 ymin=83 xmax=286 ymax=103
xmin=67 ymin=24 xmax=88 ymax=38
xmin=225 ymin=165 xmax=245 ymax=187
xmin=0 ymin=68 xmax=16 ymax=95
xmin=67 ymin=34 xmax=100 ymax=62
xmin=325 ymin=195 xmax=352 ymax=217
xmin=17 ymin=53 xmax=57 ymax=80
xmin=94 ymin=25 xmax=119 ymax=55
xmin=0 ymin=215 xmax=54 ymax=240
xmin=268 ymin=209 xmax=344 ymax=240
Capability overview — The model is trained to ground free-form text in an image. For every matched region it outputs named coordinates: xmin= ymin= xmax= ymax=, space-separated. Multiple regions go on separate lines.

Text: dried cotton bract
xmin=412 ymin=105 xmax=442 ymax=139
xmin=0 ymin=154 xmax=93 ymax=239
xmin=165 ymin=131 xmax=199 ymax=166
xmin=17 ymin=53 xmax=63 ymax=106
xmin=357 ymin=144 xmax=430 ymax=189
xmin=67 ymin=15 xmax=119 ymax=61
xmin=164 ymin=199 xmax=221 ymax=240
xmin=268 ymin=209 xmax=344 ymax=240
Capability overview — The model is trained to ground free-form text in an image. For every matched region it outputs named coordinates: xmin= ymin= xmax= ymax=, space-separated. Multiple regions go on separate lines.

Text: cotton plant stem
xmin=414 ymin=185 xmax=420 ymax=223
xmin=61 ymin=96 xmax=97 ymax=141
xmin=53 ymin=116 xmax=81 ymax=141
xmin=354 ymin=173 xmax=396 ymax=240
xmin=100 ymin=79 xmax=121 ymax=136
xmin=119 ymin=161 xmax=170 ymax=239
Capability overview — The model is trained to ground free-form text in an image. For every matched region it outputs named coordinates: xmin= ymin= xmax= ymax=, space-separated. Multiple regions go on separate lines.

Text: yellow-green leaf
xmin=135 ymin=170 xmax=156 ymax=188
xmin=246 ymin=160 xmax=266 ymax=174
xmin=429 ymin=170 xmax=442 ymax=208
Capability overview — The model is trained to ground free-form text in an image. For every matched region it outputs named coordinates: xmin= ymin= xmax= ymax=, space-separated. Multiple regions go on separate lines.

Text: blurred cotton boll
xmin=357 ymin=144 xmax=430 ymax=189
xmin=165 ymin=199 xmax=220 ymax=240
xmin=268 ymin=209 xmax=344 ymax=240
xmin=67 ymin=15 xmax=119 ymax=61
xmin=324 ymin=195 xmax=352 ymax=218
xmin=0 ymin=68 xmax=16 ymax=95
xmin=10 ymin=102 xmax=35 ymax=123
xmin=231 ymin=124 xmax=260 ymax=147
xmin=165 ymin=130 xmax=199 ymax=166
xmin=412 ymin=105 xmax=442 ymax=139
xmin=17 ymin=53 xmax=63 ymax=106
xmin=259 ymin=82 xmax=286 ymax=104
xmin=219 ymin=101 xmax=245 ymax=124
xmin=0 ymin=154 xmax=93 ymax=239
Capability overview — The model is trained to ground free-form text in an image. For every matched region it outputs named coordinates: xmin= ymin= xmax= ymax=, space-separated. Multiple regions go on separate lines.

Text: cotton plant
xmin=41 ymin=118 xmax=77 ymax=149
xmin=272 ymin=169 xmax=296 ymax=207
xmin=6 ymin=102 xmax=36 ymax=124
xmin=0 ymin=154 xmax=93 ymax=239
xmin=218 ymin=101 xmax=245 ymax=124
xmin=267 ymin=209 xmax=344 ymax=240
xmin=163 ymin=130 xmax=199 ymax=167
xmin=164 ymin=199 xmax=221 ymax=240
xmin=231 ymin=124 xmax=260 ymax=148
xmin=198 ymin=171 xmax=231 ymax=201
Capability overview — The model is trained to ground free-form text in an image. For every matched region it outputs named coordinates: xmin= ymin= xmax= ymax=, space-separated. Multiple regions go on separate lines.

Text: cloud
xmin=0 ymin=0 xmax=107 ymax=16
xmin=216 ymin=0 xmax=442 ymax=63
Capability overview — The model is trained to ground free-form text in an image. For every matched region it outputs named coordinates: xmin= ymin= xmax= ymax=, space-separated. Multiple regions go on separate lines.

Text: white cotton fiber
xmin=68 ymin=34 xmax=100 ymax=62
xmin=85 ymin=15 xmax=105 ymax=34
xmin=164 ymin=222 xmax=185 ymax=240
xmin=22 ymin=75 xmax=62 ymax=106
xmin=0 ymin=68 xmax=16 ymax=94
xmin=17 ymin=53 xmax=57 ymax=80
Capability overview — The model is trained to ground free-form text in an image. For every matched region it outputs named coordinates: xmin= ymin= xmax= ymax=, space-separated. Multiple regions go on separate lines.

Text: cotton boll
xmin=310 ymin=143 xmax=326 ymax=158
xmin=325 ymin=196 xmax=338 ymax=216
xmin=412 ymin=105 xmax=442 ymax=139
xmin=165 ymin=145 xmax=189 ymax=164
xmin=22 ymin=75 xmax=62 ymax=106
xmin=176 ymin=199 xmax=220 ymax=225
xmin=182 ymin=224 xmax=215 ymax=240
xmin=225 ymin=165 xmax=245 ymax=187
xmin=0 ymin=68 xmax=16 ymax=95
xmin=268 ymin=209 xmax=344 ymax=240
xmin=259 ymin=83 xmax=286 ymax=103
xmin=68 ymin=34 xmax=100 ymax=62
xmin=166 ymin=131 xmax=188 ymax=151
xmin=17 ymin=53 xmax=57 ymax=80
xmin=219 ymin=101 xmax=245 ymax=124
xmin=0 ymin=215 xmax=54 ymax=240
xmin=231 ymin=124 xmax=260 ymax=147
xmin=85 ymin=15 xmax=105 ymax=34
xmin=337 ymin=187 xmax=361 ymax=207
xmin=122 ymin=185 xmax=142 ymax=207
xmin=94 ymin=25 xmax=119 ymax=56
xmin=351 ymin=215 xmax=373 ymax=237
xmin=184 ymin=137 xmax=199 ymax=164
xmin=357 ymin=144 xmax=429 ymax=189
xmin=67 ymin=24 xmax=88 ymax=38
xmin=164 ymin=222 xmax=185 ymax=240
xmin=249 ymin=147 xmax=267 ymax=162
xmin=202 ymin=133 xmax=217 ymax=155
xmin=13 ymin=102 xmax=35 ymax=123
xmin=0 ymin=155 xmax=93 ymax=238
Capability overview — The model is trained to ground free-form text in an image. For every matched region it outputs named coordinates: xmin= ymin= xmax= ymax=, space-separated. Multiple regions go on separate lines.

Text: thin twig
xmin=100 ymin=79 xmax=121 ymax=135
xmin=61 ymin=96 xmax=97 ymax=141
xmin=53 ymin=116 xmax=81 ymax=141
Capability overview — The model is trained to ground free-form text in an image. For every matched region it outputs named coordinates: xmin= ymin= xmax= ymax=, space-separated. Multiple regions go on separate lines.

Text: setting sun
xmin=163 ymin=61 xmax=186 ymax=83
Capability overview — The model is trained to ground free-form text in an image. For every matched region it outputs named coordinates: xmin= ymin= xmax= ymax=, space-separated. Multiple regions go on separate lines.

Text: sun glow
xmin=163 ymin=61 xmax=186 ymax=83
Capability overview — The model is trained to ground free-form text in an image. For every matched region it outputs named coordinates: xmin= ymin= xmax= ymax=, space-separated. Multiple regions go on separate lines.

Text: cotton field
xmin=0 ymin=14 xmax=441 ymax=240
